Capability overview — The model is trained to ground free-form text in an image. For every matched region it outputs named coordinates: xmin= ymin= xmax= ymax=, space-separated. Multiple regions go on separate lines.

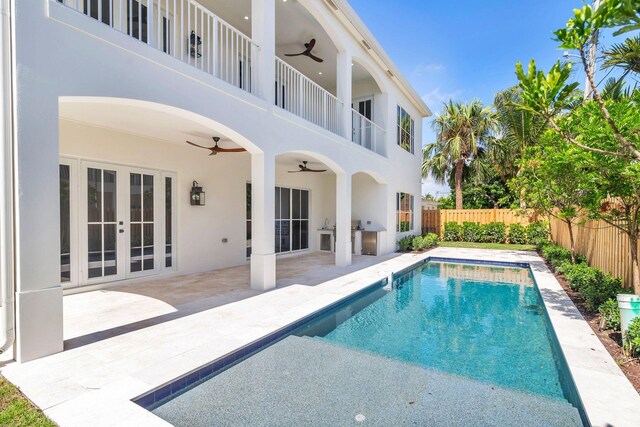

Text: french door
xmin=78 ymin=161 xmax=165 ymax=285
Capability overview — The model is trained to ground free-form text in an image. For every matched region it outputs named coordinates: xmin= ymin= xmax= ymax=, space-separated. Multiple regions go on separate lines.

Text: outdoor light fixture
xmin=190 ymin=31 xmax=202 ymax=58
xmin=190 ymin=181 xmax=205 ymax=206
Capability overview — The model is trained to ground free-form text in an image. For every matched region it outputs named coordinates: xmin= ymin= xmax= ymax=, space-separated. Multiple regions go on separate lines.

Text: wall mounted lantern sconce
xmin=190 ymin=181 xmax=205 ymax=206
xmin=190 ymin=31 xmax=202 ymax=58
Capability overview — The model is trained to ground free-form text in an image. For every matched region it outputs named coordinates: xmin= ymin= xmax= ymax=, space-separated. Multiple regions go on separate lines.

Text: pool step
xmin=153 ymin=335 xmax=583 ymax=426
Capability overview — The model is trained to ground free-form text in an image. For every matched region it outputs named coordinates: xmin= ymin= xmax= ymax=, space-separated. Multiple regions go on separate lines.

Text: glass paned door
xmin=81 ymin=162 xmax=165 ymax=284
xmin=86 ymin=167 xmax=120 ymax=280
xmin=130 ymin=173 xmax=155 ymax=273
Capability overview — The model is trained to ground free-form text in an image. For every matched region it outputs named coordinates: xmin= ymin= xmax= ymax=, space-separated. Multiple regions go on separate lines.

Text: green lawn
xmin=0 ymin=376 xmax=55 ymax=427
xmin=438 ymin=241 xmax=537 ymax=251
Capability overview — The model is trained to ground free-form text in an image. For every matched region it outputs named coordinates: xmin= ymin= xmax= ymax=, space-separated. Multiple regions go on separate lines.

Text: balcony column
xmin=335 ymin=173 xmax=352 ymax=267
xmin=336 ymin=51 xmax=352 ymax=140
xmin=252 ymin=0 xmax=276 ymax=103
xmin=250 ymin=152 xmax=276 ymax=290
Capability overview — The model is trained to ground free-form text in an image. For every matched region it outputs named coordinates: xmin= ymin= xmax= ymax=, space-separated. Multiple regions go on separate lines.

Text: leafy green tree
xmin=422 ymin=100 xmax=496 ymax=209
xmin=564 ymin=96 xmax=640 ymax=293
xmin=513 ymin=0 xmax=640 ymax=292
xmin=511 ymin=131 xmax=599 ymax=263
xmin=516 ymin=0 xmax=640 ymax=160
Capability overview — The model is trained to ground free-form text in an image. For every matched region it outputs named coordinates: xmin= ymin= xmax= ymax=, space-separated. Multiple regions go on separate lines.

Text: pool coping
xmin=138 ymin=248 xmax=640 ymax=426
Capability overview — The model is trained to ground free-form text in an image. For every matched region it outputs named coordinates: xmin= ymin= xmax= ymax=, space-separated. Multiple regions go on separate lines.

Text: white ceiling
xmin=60 ymin=102 xmax=331 ymax=171
xmin=59 ymin=101 xmax=244 ymax=149
xmin=198 ymin=0 xmax=379 ymax=95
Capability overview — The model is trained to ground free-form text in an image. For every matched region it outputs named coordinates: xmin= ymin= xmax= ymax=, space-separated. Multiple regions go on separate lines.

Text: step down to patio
xmin=152 ymin=335 xmax=582 ymax=426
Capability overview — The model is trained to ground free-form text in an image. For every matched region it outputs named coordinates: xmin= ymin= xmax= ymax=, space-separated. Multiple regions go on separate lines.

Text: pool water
xmin=299 ymin=262 xmax=564 ymax=399
xmin=149 ymin=260 xmax=583 ymax=426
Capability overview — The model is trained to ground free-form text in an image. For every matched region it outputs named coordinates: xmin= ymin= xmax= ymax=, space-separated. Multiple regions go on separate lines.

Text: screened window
xmin=246 ymin=184 xmax=309 ymax=256
xmin=396 ymin=192 xmax=414 ymax=232
xmin=397 ymin=106 xmax=415 ymax=154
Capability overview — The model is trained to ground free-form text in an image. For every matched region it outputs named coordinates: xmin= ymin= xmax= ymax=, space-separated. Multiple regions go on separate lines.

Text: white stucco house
xmin=0 ymin=0 xmax=430 ymax=363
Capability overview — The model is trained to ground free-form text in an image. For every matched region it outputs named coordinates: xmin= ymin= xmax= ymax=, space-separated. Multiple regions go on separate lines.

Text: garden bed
xmin=547 ymin=259 xmax=640 ymax=394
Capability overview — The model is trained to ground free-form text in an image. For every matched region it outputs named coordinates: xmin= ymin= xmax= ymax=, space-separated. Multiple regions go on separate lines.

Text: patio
xmin=63 ymin=252 xmax=398 ymax=348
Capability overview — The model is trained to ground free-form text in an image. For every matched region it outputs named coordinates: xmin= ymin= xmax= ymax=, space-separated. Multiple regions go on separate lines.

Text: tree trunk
xmin=630 ymin=234 xmax=640 ymax=295
xmin=455 ymin=160 xmax=464 ymax=210
xmin=566 ymin=219 xmax=576 ymax=264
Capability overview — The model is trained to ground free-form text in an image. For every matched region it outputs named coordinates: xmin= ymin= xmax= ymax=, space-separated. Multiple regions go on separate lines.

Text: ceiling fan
xmin=185 ymin=137 xmax=246 ymax=155
xmin=288 ymin=161 xmax=327 ymax=173
xmin=285 ymin=38 xmax=324 ymax=63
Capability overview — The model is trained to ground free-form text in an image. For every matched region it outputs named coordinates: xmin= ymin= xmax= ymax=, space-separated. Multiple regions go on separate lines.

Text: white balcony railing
xmin=56 ymin=0 xmax=258 ymax=94
xmin=352 ymin=109 xmax=385 ymax=155
xmin=275 ymin=58 xmax=343 ymax=136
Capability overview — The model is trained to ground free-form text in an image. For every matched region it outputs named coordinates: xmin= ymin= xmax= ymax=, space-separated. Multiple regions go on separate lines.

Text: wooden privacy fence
xmin=421 ymin=208 xmax=534 ymax=236
xmin=550 ymin=217 xmax=637 ymax=288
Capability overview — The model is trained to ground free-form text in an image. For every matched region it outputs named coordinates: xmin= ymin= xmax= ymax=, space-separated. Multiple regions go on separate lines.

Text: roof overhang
xmin=328 ymin=0 xmax=432 ymax=117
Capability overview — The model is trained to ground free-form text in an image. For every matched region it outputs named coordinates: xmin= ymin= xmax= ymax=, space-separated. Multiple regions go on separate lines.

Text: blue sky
xmin=349 ymin=0 xmax=589 ymax=197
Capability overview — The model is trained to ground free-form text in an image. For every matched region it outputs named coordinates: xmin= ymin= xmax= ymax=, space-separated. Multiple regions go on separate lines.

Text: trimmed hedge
xmin=443 ymin=222 xmax=463 ymax=242
xmin=508 ymin=223 xmax=527 ymax=244
xmin=482 ymin=222 xmax=506 ymax=243
xmin=526 ymin=221 xmax=549 ymax=246
xmin=540 ymin=243 xmax=624 ymax=314
xmin=397 ymin=233 xmax=439 ymax=252
xmin=445 ymin=220 xmax=543 ymax=245
xmin=462 ymin=222 xmax=483 ymax=242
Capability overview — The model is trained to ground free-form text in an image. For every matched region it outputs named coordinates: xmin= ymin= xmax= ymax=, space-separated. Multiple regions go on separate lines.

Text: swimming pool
xmin=141 ymin=259 xmax=585 ymax=426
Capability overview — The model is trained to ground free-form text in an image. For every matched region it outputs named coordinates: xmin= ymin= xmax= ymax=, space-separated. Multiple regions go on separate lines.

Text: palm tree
xmin=487 ymin=87 xmax=549 ymax=207
xmin=422 ymin=100 xmax=496 ymax=209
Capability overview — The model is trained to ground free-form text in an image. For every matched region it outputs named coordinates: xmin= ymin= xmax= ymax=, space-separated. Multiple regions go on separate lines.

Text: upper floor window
xmin=396 ymin=192 xmax=414 ymax=232
xmin=397 ymin=106 xmax=415 ymax=154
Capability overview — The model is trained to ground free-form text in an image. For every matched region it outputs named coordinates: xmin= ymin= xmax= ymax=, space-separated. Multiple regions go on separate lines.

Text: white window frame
xmin=396 ymin=192 xmax=414 ymax=233
xmin=397 ymin=105 xmax=415 ymax=154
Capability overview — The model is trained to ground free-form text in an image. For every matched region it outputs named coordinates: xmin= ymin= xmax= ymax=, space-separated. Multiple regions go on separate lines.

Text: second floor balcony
xmin=54 ymin=0 xmax=388 ymax=156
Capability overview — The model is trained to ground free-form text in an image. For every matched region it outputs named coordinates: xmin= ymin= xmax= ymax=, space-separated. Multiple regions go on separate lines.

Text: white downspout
xmin=0 ymin=0 xmax=15 ymax=354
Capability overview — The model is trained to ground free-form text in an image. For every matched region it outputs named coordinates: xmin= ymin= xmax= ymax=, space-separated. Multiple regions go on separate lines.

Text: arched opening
xmin=351 ymin=59 xmax=387 ymax=155
xmin=351 ymin=171 xmax=388 ymax=256
xmin=58 ymin=97 xmax=257 ymax=292
xmin=272 ymin=152 xmax=341 ymax=265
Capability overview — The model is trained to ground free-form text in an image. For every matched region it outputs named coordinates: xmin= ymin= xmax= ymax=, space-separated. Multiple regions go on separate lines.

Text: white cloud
xmin=421 ymin=87 xmax=463 ymax=111
xmin=413 ymin=63 xmax=445 ymax=75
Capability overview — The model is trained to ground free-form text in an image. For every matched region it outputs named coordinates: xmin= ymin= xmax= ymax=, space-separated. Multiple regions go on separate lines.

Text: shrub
xmin=481 ymin=222 xmax=507 ymax=243
xmin=462 ymin=222 xmax=483 ymax=242
xmin=421 ymin=233 xmax=439 ymax=248
xmin=508 ymin=223 xmax=527 ymax=244
xmin=397 ymin=235 xmax=414 ymax=252
xmin=527 ymin=221 xmax=549 ymax=246
xmin=443 ymin=222 xmax=462 ymax=242
xmin=561 ymin=262 xmax=596 ymax=291
xmin=541 ymin=244 xmax=573 ymax=270
xmin=599 ymin=299 xmax=621 ymax=331
xmin=624 ymin=317 xmax=640 ymax=357
xmin=581 ymin=270 xmax=623 ymax=312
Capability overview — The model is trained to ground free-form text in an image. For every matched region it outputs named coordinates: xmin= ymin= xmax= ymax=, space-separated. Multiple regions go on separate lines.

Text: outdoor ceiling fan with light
xmin=288 ymin=161 xmax=327 ymax=173
xmin=285 ymin=38 xmax=324 ymax=63
xmin=185 ymin=137 xmax=246 ymax=155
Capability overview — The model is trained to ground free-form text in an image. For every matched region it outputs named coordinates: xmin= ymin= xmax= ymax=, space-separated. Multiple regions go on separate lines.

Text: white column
xmin=335 ymin=173 xmax=352 ymax=267
xmin=13 ymin=95 xmax=63 ymax=362
xmin=336 ymin=50 xmax=352 ymax=140
xmin=250 ymin=152 xmax=276 ymax=290
xmin=252 ymin=0 xmax=275 ymax=103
